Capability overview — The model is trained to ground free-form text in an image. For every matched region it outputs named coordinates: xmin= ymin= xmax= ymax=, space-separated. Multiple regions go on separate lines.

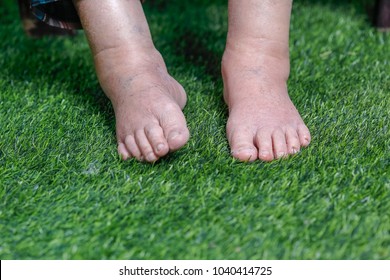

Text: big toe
xmin=160 ymin=104 xmax=190 ymax=151
xmin=298 ymin=124 xmax=311 ymax=147
xmin=228 ymin=127 xmax=257 ymax=162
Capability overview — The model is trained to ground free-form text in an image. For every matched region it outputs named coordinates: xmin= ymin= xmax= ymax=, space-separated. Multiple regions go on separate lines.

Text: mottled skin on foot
xmin=73 ymin=0 xmax=189 ymax=162
xmin=73 ymin=0 xmax=310 ymax=163
xmin=222 ymin=0 xmax=311 ymax=162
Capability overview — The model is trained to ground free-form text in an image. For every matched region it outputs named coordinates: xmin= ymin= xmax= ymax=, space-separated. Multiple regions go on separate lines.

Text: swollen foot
xmin=95 ymin=47 xmax=189 ymax=162
xmin=222 ymin=49 xmax=311 ymax=162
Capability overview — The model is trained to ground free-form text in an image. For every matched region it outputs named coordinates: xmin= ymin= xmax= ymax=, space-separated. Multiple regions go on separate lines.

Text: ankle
xmin=222 ymin=44 xmax=290 ymax=83
xmin=94 ymin=45 xmax=168 ymax=99
xmin=93 ymin=38 xmax=158 ymax=63
xmin=94 ymin=43 xmax=166 ymax=76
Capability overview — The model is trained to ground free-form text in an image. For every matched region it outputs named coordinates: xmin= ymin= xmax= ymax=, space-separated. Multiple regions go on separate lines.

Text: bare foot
xmin=223 ymin=0 xmax=311 ymax=162
xmin=73 ymin=0 xmax=189 ymax=162
xmin=95 ymin=47 xmax=189 ymax=162
xmin=222 ymin=48 xmax=311 ymax=162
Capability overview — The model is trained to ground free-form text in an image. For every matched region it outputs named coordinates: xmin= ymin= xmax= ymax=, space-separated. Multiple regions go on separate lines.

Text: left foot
xmin=222 ymin=47 xmax=311 ymax=162
xmin=223 ymin=0 xmax=311 ymax=162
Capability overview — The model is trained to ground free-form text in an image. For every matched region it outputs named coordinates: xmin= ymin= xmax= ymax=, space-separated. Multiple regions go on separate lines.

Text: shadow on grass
xmin=146 ymin=0 xmax=377 ymax=83
xmin=0 ymin=3 xmax=116 ymax=134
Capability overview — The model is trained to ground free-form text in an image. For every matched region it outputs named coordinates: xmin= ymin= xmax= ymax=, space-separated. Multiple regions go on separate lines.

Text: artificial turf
xmin=0 ymin=0 xmax=389 ymax=259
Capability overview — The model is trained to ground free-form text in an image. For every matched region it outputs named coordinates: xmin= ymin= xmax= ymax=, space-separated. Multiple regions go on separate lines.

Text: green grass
xmin=0 ymin=0 xmax=389 ymax=259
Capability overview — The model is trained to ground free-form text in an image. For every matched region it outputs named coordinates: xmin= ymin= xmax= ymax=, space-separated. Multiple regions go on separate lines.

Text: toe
xmin=285 ymin=128 xmax=301 ymax=155
xmin=228 ymin=128 xmax=257 ymax=162
xmin=124 ymin=134 xmax=142 ymax=161
xmin=118 ymin=142 xmax=131 ymax=160
xmin=135 ymin=130 xmax=159 ymax=162
xmin=272 ymin=129 xmax=288 ymax=159
xmin=231 ymin=147 xmax=258 ymax=162
xmin=144 ymin=124 xmax=169 ymax=157
xmin=166 ymin=127 xmax=190 ymax=152
xmin=160 ymin=104 xmax=190 ymax=151
xmin=298 ymin=124 xmax=311 ymax=147
xmin=255 ymin=129 xmax=274 ymax=161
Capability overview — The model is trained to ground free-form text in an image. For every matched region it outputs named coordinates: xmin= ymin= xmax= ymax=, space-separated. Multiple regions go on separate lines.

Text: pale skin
xmin=72 ymin=0 xmax=311 ymax=162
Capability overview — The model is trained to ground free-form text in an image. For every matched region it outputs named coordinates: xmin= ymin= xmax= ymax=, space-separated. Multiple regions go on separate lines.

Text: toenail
xmin=156 ymin=144 xmax=165 ymax=152
xmin=260 ymin=150 xmax=270 ymax=157
xmin=146 ymin=153 xmax=156 ymax=162
xmin=277 ymin=152 xmax=286 ymax=158
xmin=292 ymin=148 xmax=300 ymax=154
xmin=239 ymin=147 xmax=256 ymax=153
xmin=168 ymin=131 xmax=180 ymax=141
xmin=232 ymin=147 xmax=255 ymax=155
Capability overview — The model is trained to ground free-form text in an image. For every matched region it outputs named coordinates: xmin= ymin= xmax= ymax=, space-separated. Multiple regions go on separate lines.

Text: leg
xmin=222 ymin=0 xmax=311 ymax=162
xmin=375 ymin=0 xmax=390 ymax=31
xmin=72 ymin=0 xmax=189 ymax=162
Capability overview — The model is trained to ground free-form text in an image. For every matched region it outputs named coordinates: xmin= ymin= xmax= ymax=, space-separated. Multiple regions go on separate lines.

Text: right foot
xmin=72 ymin=0 xmax=189 ymax=162
xmin=95 ymin=47 xmax=189 ymax=162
